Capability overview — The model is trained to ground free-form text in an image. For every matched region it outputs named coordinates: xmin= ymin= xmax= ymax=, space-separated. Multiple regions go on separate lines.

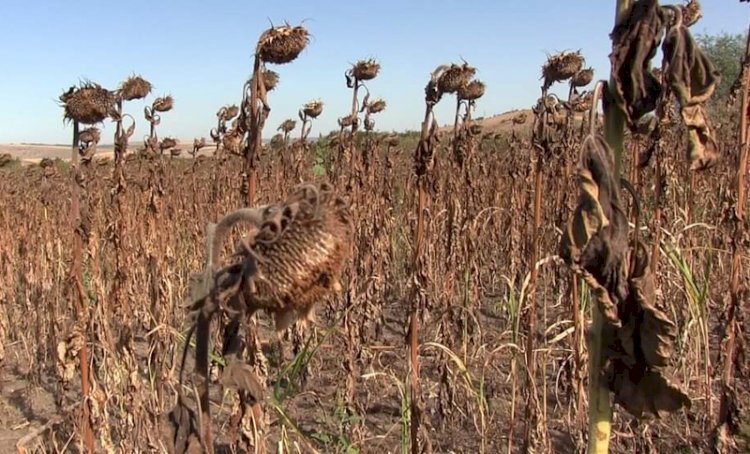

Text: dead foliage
xmin=560 ymin=121 xmax=689 ymax=420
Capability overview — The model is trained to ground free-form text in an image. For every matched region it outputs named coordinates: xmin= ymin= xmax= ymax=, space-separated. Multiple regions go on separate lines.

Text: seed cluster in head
xmin=160 ymin=137 xmax=178 ymax=151
xmin=79 ymin=127 xmax=101 ymax=144
xmin=257 ymin=24 xmax=310 ymax=65
xmin=262 ymin=70 xmax=280 ymax=92
xmin=351 ymin=59 xmax=381 ymax=81
xmin=119 ymin=74 xmax=153 ymax=101
xmin=60 ymin=82 xmax=115 ymax=124
xmin=458 ymin=80 xmax=486 ymax=101
xmin=542 ymin=50 xmax=584 ymax=90
xmin=438 ymin=63 xmax=476 ymax=94
xmin=278 ymin=119 xmax=296 ymax=133
xmin=302 ymin=100 xmax=324 ymax=119
xmin=152 ymin=95 xmax=174 ymax=113
xmin=239 ymin=183 xmax=352 ymax=330
xmin=571 ymin=68 xmax=594 ymax=88
xmin=366 ymin=98 xmax=387 ymax=114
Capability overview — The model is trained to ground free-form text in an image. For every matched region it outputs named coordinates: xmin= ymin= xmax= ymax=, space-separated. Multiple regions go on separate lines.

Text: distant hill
xmin=439 ymin=109 xmax=533 ymax=133
xmin=1 ymin=108 xmax=542 ymax=164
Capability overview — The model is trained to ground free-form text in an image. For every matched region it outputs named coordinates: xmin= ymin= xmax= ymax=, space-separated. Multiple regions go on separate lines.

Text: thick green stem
xmin=587 ymin=1 xmax=632 ymax=453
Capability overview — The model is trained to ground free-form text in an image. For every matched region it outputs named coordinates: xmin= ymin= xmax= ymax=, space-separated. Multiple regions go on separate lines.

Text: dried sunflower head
xmin=571 ymin=68 xmax=594 ymax=88
xmin=458 ymin=80 xmax=486 ymax=101
xmin=79 ymin=127 xmax=101 ymax=144
xmin=152 ymin=95 xmax=174 ymax=113
xmin=60 ymin=82 xmax=115 ymax=124
xmin=119 ymin=74 xmax=152 ymax=101
xmin=257 ymin=24 xmax=310 ymax=65
xmin=351 ymin=58 xmax=381 ymax=81
xmin=262 ymin=70 xmax=279 ymax=92
xmin=239 ymin=183 xmax=353 ymax=332
xmin=302 ymin=100 xmax=324 ymax=119
xmin=219 ymin=105 xmax=240 ymax=122
xmin=366 ymin=98 xmax=387 ymax=114
xmin=438 ymin=63 xmax=476 ymax=94
xmin=542 ymin=51 xmax=584 ymax=90
xmin=278 ymin=119 xmax=296 ymax=133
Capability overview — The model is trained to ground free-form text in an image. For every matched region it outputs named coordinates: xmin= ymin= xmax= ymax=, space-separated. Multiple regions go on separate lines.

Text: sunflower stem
xmin=587 ymin=1 xmax=632 ymax=453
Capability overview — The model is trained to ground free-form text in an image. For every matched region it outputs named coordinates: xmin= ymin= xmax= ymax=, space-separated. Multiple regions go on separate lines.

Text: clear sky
xmin=0 ymin=0 xmax=745 ymax=144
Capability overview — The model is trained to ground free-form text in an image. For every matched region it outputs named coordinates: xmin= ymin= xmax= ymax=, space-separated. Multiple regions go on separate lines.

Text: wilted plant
xmin=716 ymin=9 xmax=749 ymax=451
xmin=541 ymin=50 xmax=584 ymax=91
xmin=173 ymin=182 xmax=352 ymax=452
xmin=557 ymin=0 xmax=722 ymax=451
xmin=159 ymin=136 xmax=179 ymax=155
xmin=190 ymin=137 xmax=207 ymax=158
xmin=403 ymin=64 xmax=453 ymax=453
xmin=278 ymin=118 xmax=296 ymax=143
xmin=144 ymin=95 xmax=174 ymax=154
xmin=58 ymin=79 xmax=116 ymax=453
xmin=240 ymin=22 xmax=310 ymax=205
xmin=211 ymin=104 xmax=239 ymax=155
xmin=298 ymin=99 xmax=323 ymax=141
xmin=363 ymin=97 xmax=386 ymax=132
xmin=342 ymin=58 xmax=381 ymax=136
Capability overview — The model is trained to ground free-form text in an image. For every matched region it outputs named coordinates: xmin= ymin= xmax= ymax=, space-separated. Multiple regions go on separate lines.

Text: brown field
xmin=0 ymin=7 xmax=748 ymax=454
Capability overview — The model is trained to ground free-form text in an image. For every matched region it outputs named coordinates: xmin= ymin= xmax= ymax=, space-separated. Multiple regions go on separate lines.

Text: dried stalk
xmin=69 ymin=120 xmax=94 ymax=453
xmin=715 ymin=18 xmax=750 ymax=451
xmin=586 ymin=2 xmax=633 ymax=452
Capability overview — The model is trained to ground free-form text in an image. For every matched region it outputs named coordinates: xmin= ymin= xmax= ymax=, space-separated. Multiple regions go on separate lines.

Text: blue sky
xmin=0 ymin=0 xmax=745 ymax=144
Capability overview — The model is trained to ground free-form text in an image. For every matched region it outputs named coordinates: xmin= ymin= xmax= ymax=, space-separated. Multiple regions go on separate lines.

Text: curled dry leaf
xmin=609 ymin=0 xmax=664 ymax=128
xmin=559 ymin=132 xmax=628 ymax=324
xmin=163 ymin=395 xmax=202 ymax=454
xmin=662 ymin=11 xmax=720 ymax=170
xmin=605 ymin=242 xmax=690 ymax=419
xmin=561 ymin=130 xmax=690 ymax=420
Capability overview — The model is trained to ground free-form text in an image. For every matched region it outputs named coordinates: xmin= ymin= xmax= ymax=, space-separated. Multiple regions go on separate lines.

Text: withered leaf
xmin=608 ymin=366 xmax=691 ymax=419
xmin=662 ymin=17 xmax=721 ymax=170
xmin=619 ymin=242 xmax=677 ymax=368
xmin=163 ymin=396 xmax=202 ymax=454
xmin=560 ymin=133 xmax=629 ymax=322
xmin=609 ymin=0 xmax=665 ymax=128
xmin=221 ymin=360 xmax=266 ymax=403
